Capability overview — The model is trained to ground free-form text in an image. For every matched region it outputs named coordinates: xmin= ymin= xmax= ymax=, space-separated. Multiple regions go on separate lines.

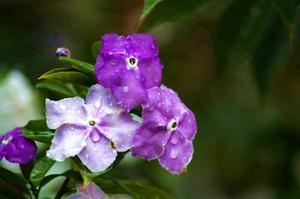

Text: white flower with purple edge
xmin=46 ymin=84 xmax=139 ymax=172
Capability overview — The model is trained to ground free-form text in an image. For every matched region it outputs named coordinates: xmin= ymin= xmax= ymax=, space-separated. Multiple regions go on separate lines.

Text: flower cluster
xmin=95 ymin=33 xmax=197 ymax=174
xmin=0 ymin=33 xmax=197 ymax=176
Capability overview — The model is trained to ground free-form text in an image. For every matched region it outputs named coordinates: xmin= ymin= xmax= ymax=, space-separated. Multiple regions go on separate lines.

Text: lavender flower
xmin=46 ymin=84 xmax=139 ymax=172
xmin=95 ymin=33 xmax=163 ymax=110
xmin=131 ymin=85 xmax=197 ymax=174
xmin=68 ymin=182 xmax=105 ymax=199
xmin=56 ymin=47 xmax=71 ymax=57
xmin=0 ymin=127 xmax=37 ymax=164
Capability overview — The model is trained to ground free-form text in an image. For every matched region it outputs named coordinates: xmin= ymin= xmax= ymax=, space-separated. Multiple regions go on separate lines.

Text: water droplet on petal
xmin=171 ymin=135 xmax=178 ymax=144
xmin=59 ymin=103 xmax=67 ymax=110
xmin=151 ymin=43 xmax=157 ymax=50
xmin=111 ymin=58 xmax=117 ymax=66
xmin=94 ymin=100 xmax=101 ymax=109
xmin=123 ymin=86 xmax=129 ymax=93
xmin=90 ymin=130 xmax=101 ymax=142
xmin=170 ymin=148 xmax=178 ymax=159
xmin=157 ymin=102 xmax=162 ymax=108
xmin=108 ymin=102 xmax=114 ymax=107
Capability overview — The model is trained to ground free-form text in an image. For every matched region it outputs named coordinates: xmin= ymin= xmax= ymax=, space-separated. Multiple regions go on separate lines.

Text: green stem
xmin=54 ymin=177 xmax=70 ymax=199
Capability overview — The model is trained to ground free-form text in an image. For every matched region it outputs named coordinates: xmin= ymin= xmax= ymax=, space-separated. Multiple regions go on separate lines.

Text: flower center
xmin=126 ymin=56 xmax=138 ymax=70
xmin=110 ymin=141 xmax=116 ymax=149
xmin=167 ymin=119 xmax=178 ymax=132
xmin=1 ymin=136 xmax=12 ymax=145
xmin=88 ymin=120 xmax=96 ymax=127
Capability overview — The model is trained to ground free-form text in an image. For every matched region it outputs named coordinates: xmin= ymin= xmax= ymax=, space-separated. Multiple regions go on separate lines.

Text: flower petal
xmin=178 ymin=110 xmax=197 ymax=141
xmin=85 ymin=84 xmax=123 ymax=118
xmin=0 ymin=136 xmax=6 ymax=160
xmin=47 ymin=124 xmax=88 ymax=161
xmin=68 ymin=182 xmax=105 ymax=199
xmin=46 ymin=97 xmax=87 ymax=129
xmin=144 ymin=85 xmax=188 ymax=120
xmin=131 ymin=122 xmax=170 ymax=160
xmin=159 ymin=132 xmax=194 ymax=174
xmin=139 ymin=57 xmax=162 ymax=88
xmin=98 ymin=112 xmax=140 ymax=152
xmin=126 ymin=33 xmax=159 ymax=58
xmin=95 ymin=56 xmax=125 ymax=88
xmin=78 ymin=129 xmax=117 ymax=172
xmin=0 ymin=127 xmax=37 ymax=164
xmin=5 ymin=134 xmax=37 ymax=164
xmin=100 ymin=34 xmax=127 ymax=57
xmin=111 ymin=72 xmax=147 ymax=110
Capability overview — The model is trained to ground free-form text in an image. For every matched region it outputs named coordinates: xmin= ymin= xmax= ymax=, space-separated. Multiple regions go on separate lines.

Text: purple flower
xmin=68 ymin=182 xmax=105 ymax=199
xmin=95 ymin=33 xmax=163 ymax=110
xmin=131 ymin=85 xmax=197 ymax=174
xmin=56 ymin=47 xmax=71 ymax=57
xmin=46 ymin=84 xmax=139 ymax=172
xmin=0 ymin=127 xmax=37 ymax=164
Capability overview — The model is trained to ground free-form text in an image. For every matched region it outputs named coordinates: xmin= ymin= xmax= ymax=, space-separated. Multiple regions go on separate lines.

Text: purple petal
xmin=1 ymin=128 xmax=37 ymax=164
xmin=131 ymin=122 xmax=170 ymax=160
xmin=0 ymin=135 xmax=5 ymax=160
xmin=78 ymin=129 xmax=117 ymax=172
xmin=144 ymin=85 xmax=187 ymax=120
xmin=111 ymin=72 xmax=147 ymax=110
xmin=95 ymin=56 xmax=125 ymax=88
xmin=85 ymin=84 xmax=123 ymax=118
xmin=68 ymin=182 xmax=105 ymax=199
xmin=46 ymin=97 xmax=87 ymax=129
xmin=139 ymin=57 xmax=163 ymax=88
xmin=100 ymin=34 xmax=127 ymax=57
xmin=47 ymin=124 xmax=88 ymax=161
xmin=126 ymin=33 xmax=159 ymax=58
xmin=178 ymin=110 xmax=197 ymax=141
xmin=159 ymin=132 xmax=193 ymax=174
xmin=98 ymin=112 xmax=139 ymax=152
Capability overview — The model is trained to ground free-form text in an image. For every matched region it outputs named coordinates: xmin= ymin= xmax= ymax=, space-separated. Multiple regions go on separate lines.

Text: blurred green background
xmin=1 ymin=0 xmax=300 ymax=198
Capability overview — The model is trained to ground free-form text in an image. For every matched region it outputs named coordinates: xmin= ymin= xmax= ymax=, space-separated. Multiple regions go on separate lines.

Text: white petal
xmin=98 ymin=112 xmax=140 ymax=152
xmin=78 ymin=129 xmax=117 ymax=172
xmin=47 ymin=124 xmax=88 ymax=161
xmin=46 ymin=97 xmax=87 ymax=129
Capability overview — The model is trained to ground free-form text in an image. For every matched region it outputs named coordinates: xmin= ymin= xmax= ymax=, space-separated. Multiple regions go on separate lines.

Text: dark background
xmin=1 ymin=0 xmax=300 ymax=198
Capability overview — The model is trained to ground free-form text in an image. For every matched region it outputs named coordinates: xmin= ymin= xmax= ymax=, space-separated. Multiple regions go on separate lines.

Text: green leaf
xmin=213 ymin=0 xmax=289 ymax=93
xmin=270 ymin=0 xmax=300 ymax=40
xmin=95 ymin=178 xmax=174 ymax=199
xmin=91 ymin=41 xmax=101 ymax=59
xmin=252 ymin=16 xmax=289 ymax=94
xmin=30 ymin=156 xmax=56 ymax=186
xmin=36 ymin=80 xmax=89 ymax=98
xmin=38 ymin=70 xmax=93 ymax=86
xmin=59 ymin=56 xmax=95 ymax=77
xmin=38 ymin=67 xmax=73 ymax=78
xmin=38 ymin=170 xmax=82 ymax=192
xmin=137 ymin=0 xmax=212 ymax=31
xmin=0 ymin=177 xmax=25 ymax=199
xmin=0 ymin=167 xmax=26 ymax=190
xmin=22 ymin=120 xmax=54 ymax=143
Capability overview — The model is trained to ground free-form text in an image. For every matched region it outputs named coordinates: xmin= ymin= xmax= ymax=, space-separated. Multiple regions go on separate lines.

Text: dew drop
xmin=59 ymin=103 xmax=67 ymax=110
xmin=123 ymin=86 xmax=129 ymax=93
xmin=170 ymin=135 xmax=178 ymax=144
xmin=157 ymin=102 xmax=162 ymax=108
xmin=108 ymin=102 xmax=114 ymax=107
xmin=111 ymin=58 xmax=117 ymax=66
xmin=170 ymin=148 xmax=178 ymax=159
xmin=94 ymin=100 xmax=101 ymax=109
xmin=90 ymin=130 xmax=101 ymax=142
xmin=151 ymin=43 xmax=157 ymax=50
